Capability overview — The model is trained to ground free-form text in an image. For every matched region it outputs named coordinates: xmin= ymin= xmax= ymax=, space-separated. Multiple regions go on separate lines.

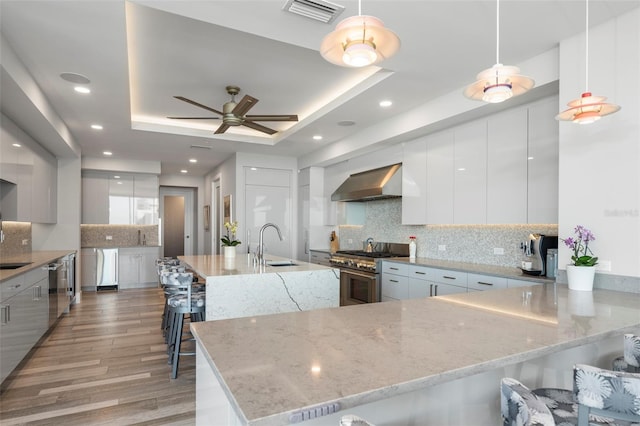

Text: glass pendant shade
xmin=320 ymin=15 xmax=400 ymax=67
xmin=464 ymin=64 xmax=534 ymax=103
xmin=556 ymin=92 xmax=621 ymax=124
xmin=556 ymin=0 xmax=620 ymax=123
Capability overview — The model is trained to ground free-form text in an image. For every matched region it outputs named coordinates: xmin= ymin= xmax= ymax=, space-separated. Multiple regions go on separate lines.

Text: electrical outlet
xmin=22 ymin=239 xmax=29 ymax=246
xmin=597 ymin=260 xmax=612 ymax=272
xmin=106 ymin=235 xmax=113 ymax=240
xmin=493 ymin=247 xmax=505 ymax=255
xmin=438 ymin=245 xmax=446 ymax=252
xmin=348 ymin=239 xmax=353 ymax=244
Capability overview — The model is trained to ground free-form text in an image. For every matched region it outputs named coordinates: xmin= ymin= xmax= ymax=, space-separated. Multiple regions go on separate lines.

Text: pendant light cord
xmin=495 ymin=0 xmax=500 ymax=64
xmin=585 ymin=0 xmax=589 ymax=92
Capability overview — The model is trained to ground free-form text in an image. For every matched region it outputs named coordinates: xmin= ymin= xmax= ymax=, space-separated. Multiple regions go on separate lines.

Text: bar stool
xmin=161 ymin=270 xmax=206 ymax=379
xmin=612 ymin=333 xmax=640 ymax=373
xmin=157 ymin=260 xmax=185 ymax=339
xmin=501 ymin=364 xmax=640 ymax=425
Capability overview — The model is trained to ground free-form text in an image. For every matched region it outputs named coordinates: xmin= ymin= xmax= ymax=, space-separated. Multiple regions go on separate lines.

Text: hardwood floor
xmin=0 ymin=288 xmax=196 ymax=425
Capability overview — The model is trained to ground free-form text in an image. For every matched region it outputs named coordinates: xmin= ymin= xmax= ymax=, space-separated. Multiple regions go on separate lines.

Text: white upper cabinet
xmin=82 ymin=171 xmax=158 ymax=225
xmin=0 ymin=115 xmax=57 ymax=223
xmin=454 ymin=120 xmax=487 ymax=224
xmin=426 ymin=129 xmax=455 ymax=224
xmin=486 ymin=107 xmax=528 ymax=224
xmin=527 ymin=96 xmax=559 ymax=224
xmin=402 ymin=138 xmax=428 ymax=225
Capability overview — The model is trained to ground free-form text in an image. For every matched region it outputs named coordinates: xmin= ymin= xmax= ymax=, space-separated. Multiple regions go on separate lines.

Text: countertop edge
xmin=1 ymin=250 xmax=77 ymax=282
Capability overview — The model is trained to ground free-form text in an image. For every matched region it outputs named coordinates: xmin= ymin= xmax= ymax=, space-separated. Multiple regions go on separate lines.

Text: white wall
xmin=558 ymin=8 xmax=640 ymax=278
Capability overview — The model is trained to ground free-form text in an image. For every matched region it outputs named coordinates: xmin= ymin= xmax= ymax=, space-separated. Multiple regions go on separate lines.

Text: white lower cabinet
xmin=381 ymin=262 xmax=532 ymax=301
xmin=309 ymin=250 xmax=332 ymax=267
xmin=119 ymin=247 xmax=160 ymax=289
xmin=467 ymin=273 xmax=508 ymax=292
xmin=507 ymin=278 xmax=543 ymax=288
xmin=1 ymin=268 xmax=49 ymax=383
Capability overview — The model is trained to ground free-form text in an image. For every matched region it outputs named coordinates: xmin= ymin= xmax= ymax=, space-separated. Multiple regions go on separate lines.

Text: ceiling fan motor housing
xmin=222 ymin=101 xmax=243 ymax=126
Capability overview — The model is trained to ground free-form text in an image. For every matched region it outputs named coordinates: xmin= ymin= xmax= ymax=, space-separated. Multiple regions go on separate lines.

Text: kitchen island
xmin=179 ymin=254 xmax=340 ymax=321
xmin=191 ymin=284 xmax=640 ymax=425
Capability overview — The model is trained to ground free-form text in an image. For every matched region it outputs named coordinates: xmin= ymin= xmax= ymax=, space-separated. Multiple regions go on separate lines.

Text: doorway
xmin=212 ymin=178 xmax=221 ymax=255
xmin=159 ymin=186 xmax=196 ymax=258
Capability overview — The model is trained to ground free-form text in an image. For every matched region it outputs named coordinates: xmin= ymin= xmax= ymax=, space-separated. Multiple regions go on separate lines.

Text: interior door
xmin=159 ymin=186 xmax=195 ymax=257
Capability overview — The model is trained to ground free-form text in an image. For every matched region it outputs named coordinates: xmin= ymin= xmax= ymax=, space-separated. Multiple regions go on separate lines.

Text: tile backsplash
xmin=81 ymin=224 xmax=159 ymax=247
xmin=0 ymin=222 xmax=32 ymax=258
xmin=338 ymin=198 xmax=558 ymax=268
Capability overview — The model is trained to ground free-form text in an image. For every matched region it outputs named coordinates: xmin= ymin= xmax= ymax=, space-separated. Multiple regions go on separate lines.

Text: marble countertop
xmin=385 ymin=257 xmax=554 ymax=283
xmin=191 ymin=284 xmax=640 ymax=425
xmin=81 ymin=244 xmax=161 ymax=248
xmin=0 ymin=250 xmax=76 ymax=282
xmin=179 ymin=254 xmax=335 ymax=278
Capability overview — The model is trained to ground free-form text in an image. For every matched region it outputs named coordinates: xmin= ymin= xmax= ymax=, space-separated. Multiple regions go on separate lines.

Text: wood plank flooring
xmin=0 ymin=288 xmax=196 ymax=425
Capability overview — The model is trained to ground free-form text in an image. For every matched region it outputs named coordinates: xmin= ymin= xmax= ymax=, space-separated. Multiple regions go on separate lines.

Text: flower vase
xmin=566 ymin=265 xmax=596 ymax=291
xmin=224 ymin=246 xmax=236 ymax=259
xmin=409 ymin=239 xmax=417 ymax=259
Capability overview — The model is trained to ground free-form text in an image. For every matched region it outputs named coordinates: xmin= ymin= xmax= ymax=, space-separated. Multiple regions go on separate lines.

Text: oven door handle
xmin=342 ymin=269 xmax=376 ymax=280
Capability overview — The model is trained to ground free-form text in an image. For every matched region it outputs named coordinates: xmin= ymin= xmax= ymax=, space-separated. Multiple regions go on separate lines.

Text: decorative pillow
xmin=501 ymin=378 xmax=555 ymax=426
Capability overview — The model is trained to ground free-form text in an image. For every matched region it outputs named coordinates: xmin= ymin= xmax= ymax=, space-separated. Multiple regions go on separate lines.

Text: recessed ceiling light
xmin=250 ymin=167 xmax=257 ymax=171
xmin=117 ymin=181 xmax=123 ymax=185
xmin=74 ymin=86 xmax=91 ymax=94
xmin=313 ymin=135 xmax=323 ymax=141
xmin=103 ymin=151 xmax=112 ymax=156
xmin=60 ymin=72 xmax=90 ymax=84
xmin=113 ymin=175 xmax=120 ymax=179
xmin=189 ymin=158 xmax=197 ymax=163
xmin=379 ymin=100 xmax=393 ymax=107
xmin=337 ymin=120 xmax=356 ymax=126
xmin=91 ymin=124 xmax=103 ymax=130
xmin=527 ymin=156 xmax=534 ymax=160
xmin=12 ymin=143 xmax=21 ymax=148
xmin=180 ymin=169 xmax=188 ymax=174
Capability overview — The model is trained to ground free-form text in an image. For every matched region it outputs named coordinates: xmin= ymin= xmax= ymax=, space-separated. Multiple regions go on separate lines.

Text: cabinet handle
xmin=443 ymin=276 xmax=456 ymax=280
xmin=11 ymin=284 xmax=21 ymax=290
xmin=414 ymin=271 xmax=426 ymax=275
xmin=2 ymin=305 xmax=11 ymax=324
xmin=429 ymin=284 xmax=433 ymax=297
xmin=434 ymin=284 xmax=439 ymax=296
xmin=389 ymin=267 xmax=398 ymax=270
xmin=389 ymin=279 xmax=399 ymax=283
xmin=477 ymin=281 xmax=493 ymax=286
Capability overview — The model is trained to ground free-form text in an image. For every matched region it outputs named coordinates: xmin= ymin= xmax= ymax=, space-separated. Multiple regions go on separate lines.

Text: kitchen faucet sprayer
xmin=257 ymin=223 xmax=283 ymax=265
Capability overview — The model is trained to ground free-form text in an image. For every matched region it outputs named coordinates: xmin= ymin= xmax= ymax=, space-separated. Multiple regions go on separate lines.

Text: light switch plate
xmin=106 ymin=235 xmax=113 ymax=240
xmin=438 ymin=245 xmax=446 ymax=251
xmin=493 ymin=247 xmax=505 ymax=255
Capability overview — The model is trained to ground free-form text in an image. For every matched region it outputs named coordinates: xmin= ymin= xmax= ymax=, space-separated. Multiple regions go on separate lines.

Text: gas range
xmin=330 ymin=243 xmax=410 ymax=274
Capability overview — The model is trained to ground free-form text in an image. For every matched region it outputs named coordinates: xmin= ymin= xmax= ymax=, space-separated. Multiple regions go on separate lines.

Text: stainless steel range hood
xmin=331 ymin=163 xmax=402 ymax=202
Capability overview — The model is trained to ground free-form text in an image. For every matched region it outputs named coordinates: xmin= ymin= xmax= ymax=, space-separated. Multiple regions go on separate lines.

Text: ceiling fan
xmin=169 ymin=85 xmax=298 ymax=135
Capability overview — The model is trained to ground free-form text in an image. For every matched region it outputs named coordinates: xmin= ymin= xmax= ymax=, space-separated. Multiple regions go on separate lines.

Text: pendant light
xmin=320 ymin=0 xmax=400 ymax=68
xmin=464 ymin=0 xmax=534 ymax=103
xmin=556 ymin=0 xmax=620 ymax=124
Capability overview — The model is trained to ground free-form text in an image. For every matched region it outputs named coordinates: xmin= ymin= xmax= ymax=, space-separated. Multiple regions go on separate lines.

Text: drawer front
xmin=427 ymin=268 xmax=467 ymax=287
xmin=381 ymin=262 xmax=409 ymax=276
xmin=309 ymin=251 xmax=331 ymax=267
xmin=0 ymin=275 xmax=25 ymax=303
xmin=381 ymin=273 xmax=409 ymax=300
xmin=507 ymin=278 xmax=542 ymax=288
xmin=23 ymin=267 xmax=48 ymax=285
xmin=408 ymin=265 xmax=430 ymax=281
xmin=467 ymin=273 xmax=507 ymax=291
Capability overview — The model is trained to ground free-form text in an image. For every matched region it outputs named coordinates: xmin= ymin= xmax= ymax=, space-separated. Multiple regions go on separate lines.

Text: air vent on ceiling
xmin=282 ymin=0 xmax=345 ymax=24
xmin=190 ymin=144 xmax=211 ymax=150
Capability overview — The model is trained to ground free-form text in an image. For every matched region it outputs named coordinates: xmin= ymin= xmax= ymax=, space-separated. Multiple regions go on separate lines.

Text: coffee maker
xmin=522 ymin=234 xmax=558 ymax=276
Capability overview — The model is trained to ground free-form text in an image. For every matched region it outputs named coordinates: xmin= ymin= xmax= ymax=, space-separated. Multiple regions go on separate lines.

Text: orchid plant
xmin=221 ymin=221 xmax=241 ymax=247
xmin=562 ymin=225 xmax=598 ymax=267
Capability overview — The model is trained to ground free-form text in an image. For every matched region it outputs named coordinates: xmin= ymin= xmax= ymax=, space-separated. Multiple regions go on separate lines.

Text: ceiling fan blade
xmin=174 ymin=96 xmax=224 ymax=116
xmin=244 ymin=114 xmax=298 ymax=122
xmin=232 ymin=95 xmax=258 ymax=117
xmin=214 ymin=123 xmax=231 ymax=134
xmin=242 ymin=120 xmax=277 ymax=135
xmin=167 ymin=116 xmax=220 ymax=120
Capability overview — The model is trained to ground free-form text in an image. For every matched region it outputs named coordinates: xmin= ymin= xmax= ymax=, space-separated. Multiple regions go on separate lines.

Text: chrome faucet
xmin=257 ymin=223 xmax=283 ymax=265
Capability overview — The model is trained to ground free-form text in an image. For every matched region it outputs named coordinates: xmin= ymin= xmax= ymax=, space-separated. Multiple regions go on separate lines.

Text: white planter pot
xmin=224 ymin=246 xmax=236 ymax=259
xmin=566 ymin=264 xmax=596 ymax=291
